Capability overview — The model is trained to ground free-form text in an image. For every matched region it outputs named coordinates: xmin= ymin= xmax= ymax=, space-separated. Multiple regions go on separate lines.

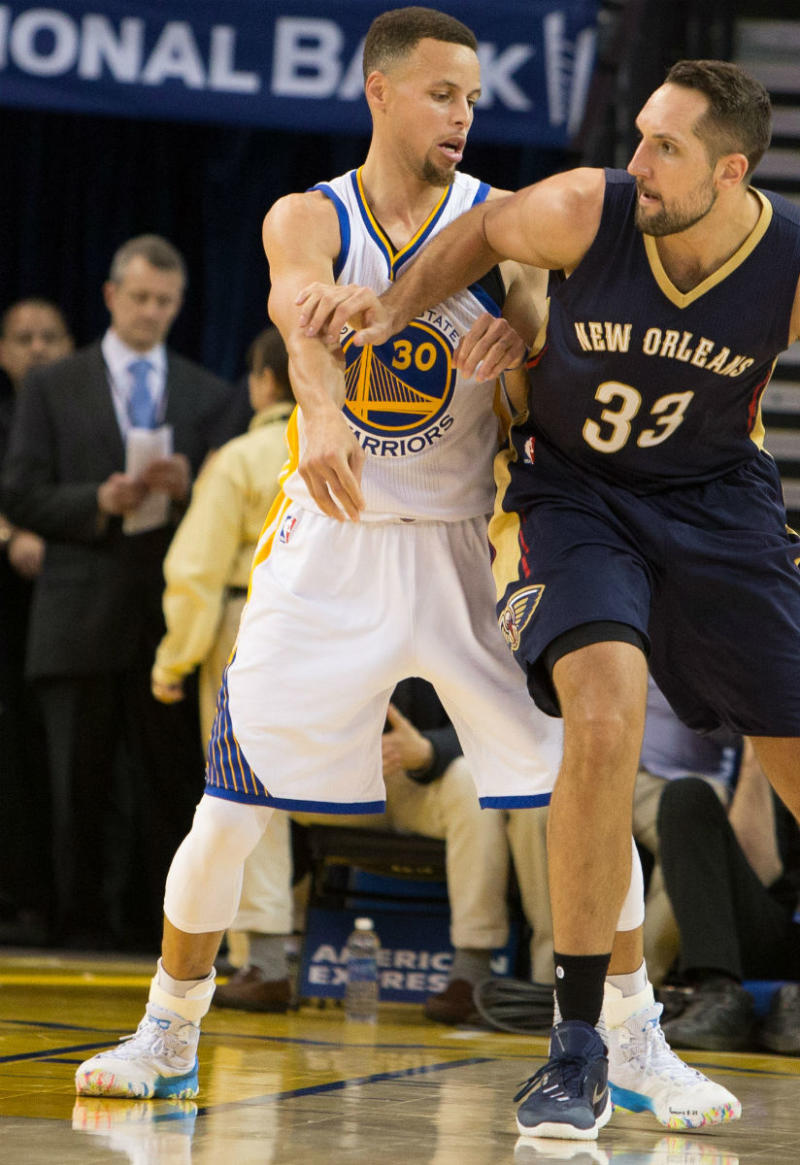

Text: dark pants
xmin=37 ymin=666 xmax=205 ymax=949
xmin=658 ymin=777 xmax=800 ymax=981
xmin=0 ymin=565 xmax=50 ymax=917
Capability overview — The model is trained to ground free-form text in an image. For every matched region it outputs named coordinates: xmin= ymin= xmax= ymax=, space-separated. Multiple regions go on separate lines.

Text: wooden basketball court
xmin=1 ymin=951 xmax=798 ymax=1164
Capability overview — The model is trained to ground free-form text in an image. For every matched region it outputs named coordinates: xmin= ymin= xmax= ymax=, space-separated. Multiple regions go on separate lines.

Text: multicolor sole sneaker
xmin=605 ymin=985 xmax=741 ymax=1129
xmin=75 ymin=1004 xmax=201 ymax=1099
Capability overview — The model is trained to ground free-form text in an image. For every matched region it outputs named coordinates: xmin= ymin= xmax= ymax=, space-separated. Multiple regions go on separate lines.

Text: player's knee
xmin=186 ymin=794 xmax=271 ymax=868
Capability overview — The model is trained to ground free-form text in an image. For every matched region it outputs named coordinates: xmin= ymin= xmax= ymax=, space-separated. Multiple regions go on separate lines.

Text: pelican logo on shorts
xmin=498 ymin=585 xmax=545 ymax=652
xmin=341 ymin=319 xmax=456 ymax=455
xmin=278 ymin=513 xmax=299 ymax=544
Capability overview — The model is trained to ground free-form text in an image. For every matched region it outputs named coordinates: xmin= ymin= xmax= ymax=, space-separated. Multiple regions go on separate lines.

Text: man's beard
xmin=635 ymin=179 xmax=717 ymax=237
xmin=421 ymin=155 xmax=456 ymax=188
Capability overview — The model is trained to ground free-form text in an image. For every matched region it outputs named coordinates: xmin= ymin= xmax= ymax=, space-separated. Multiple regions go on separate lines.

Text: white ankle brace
xmin=149 ymin=963 xmax=217 ymax=1024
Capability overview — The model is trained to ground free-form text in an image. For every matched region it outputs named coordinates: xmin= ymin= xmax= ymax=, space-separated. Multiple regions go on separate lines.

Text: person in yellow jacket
xmin=151 ymin=327 xmax=293 ymax=738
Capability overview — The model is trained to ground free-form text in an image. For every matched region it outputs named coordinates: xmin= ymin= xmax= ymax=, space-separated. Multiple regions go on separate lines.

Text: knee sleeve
xmin=616 ymin=835 xmax=645 ymax=932
xmin=164 ymin=794 xmax=273 ymax=934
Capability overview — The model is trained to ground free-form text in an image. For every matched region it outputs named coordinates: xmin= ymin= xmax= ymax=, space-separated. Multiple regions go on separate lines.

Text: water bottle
xmin=344 ymin=917 xmax=380 ymax=1022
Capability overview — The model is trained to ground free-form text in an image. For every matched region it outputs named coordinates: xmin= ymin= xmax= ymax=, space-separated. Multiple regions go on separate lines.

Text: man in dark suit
xmin=2 ymin=236 xmax=231 ymax=948
xmin=0 ymin=299 xmax=73 ymax=940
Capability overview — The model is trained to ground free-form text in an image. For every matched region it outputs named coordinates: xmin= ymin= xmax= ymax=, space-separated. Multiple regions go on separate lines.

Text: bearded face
xmin=634 ymin=171 xmax=718 ymax=237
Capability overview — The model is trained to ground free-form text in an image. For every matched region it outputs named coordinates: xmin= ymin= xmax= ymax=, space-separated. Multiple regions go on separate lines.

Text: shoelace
xmin=624 ymin=1006 xmax=704 ymax=1084
xmin=112 ymin=1015 xmax=192 ymax=1062
xmin=514 ymin=1053 xmax=593 ymax=1103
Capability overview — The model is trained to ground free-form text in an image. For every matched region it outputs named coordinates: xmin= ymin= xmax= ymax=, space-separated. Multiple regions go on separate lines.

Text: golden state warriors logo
xmin=342 ymin=320 xmax=455 ymax=454
xmin=498 ymin=585 xmax=545 ymax=652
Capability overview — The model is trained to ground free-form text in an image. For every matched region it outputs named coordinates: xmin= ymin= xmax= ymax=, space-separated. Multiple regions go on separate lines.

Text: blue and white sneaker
xmin=515 ymin=1020 xmax=613 ymax=1141
xmin=75 ymin=1004 xmax=200 ymax=1099
xmin=604 ymin=984 xmax=741 ymax=1129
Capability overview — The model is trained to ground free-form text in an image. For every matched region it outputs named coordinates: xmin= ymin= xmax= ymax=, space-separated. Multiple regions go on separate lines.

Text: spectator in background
xmin=0 ymin=298 xmax=73 ymax=939
xmin=1 ymin=236 xmax=231 ymax=949
xmin=0 ymin=298 xmax=74 ymax=576
xmin=660 ymin=740 xmax=800 ymax=1054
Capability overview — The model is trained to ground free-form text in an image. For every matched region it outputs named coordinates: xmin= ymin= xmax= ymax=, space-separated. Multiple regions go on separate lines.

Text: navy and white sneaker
xmin=515 ymin=1020 xmax=613 ymax=1141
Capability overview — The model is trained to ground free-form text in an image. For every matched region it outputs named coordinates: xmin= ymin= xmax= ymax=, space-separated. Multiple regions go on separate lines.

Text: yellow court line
xmin=0 ymin=973 xmax=153 ymax=988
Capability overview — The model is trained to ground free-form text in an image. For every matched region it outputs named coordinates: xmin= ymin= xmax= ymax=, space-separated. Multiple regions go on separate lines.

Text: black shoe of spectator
xmin=656 ymin=983 xmax=695 ymax=1025
xmin=759 ymin=984 xmax=800 ymax=1055
xmin=661 ymin=977 xmax=754 ymax=1051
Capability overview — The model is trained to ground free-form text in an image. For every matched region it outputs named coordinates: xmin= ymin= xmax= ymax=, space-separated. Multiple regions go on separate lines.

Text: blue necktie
xmin=127 ymin=358 xmax=156 ymax=428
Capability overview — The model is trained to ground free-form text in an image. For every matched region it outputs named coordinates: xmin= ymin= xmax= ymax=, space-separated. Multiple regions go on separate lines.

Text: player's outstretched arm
xmin=354 ymin=168 xmax=606 ymax=349
xmin=263 ymin=193 xmax=365 ymax=521
xmin=296 ymin=201 xmax=509 ymax=349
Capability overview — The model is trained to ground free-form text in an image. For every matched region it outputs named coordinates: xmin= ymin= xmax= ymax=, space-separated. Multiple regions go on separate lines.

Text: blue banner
xmin=299 ymin=907 xmax=518 ymax=1003
xmin=0 ymin=1 xmax=598 ymax=145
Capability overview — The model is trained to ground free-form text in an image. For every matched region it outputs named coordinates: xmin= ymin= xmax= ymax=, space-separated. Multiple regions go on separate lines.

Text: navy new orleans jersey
xmin=491 ymin=169 xmax=800 ymax=735
xmin=513 ymin=169 xmax=800 ymax=493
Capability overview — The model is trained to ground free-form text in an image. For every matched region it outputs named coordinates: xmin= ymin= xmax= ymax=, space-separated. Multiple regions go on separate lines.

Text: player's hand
xmin=454 ymin=313 xmax=528 ymax=382
xmin=97 ymin=472 xmax=149 ymax=516
xmin=151 ymin=673 xmax=185 ymax=704
xmin=296 ymin=282 xmax=397 ymax=348
xmin=300 ymin=407 xmax=366 ymax=521
xmin=382 ymin=703 xmax=434 ymax=777
xmin=7 ymin=529 xmax=45 ymax=579
xmin=140 ymin=454 xmax=191 ymax=501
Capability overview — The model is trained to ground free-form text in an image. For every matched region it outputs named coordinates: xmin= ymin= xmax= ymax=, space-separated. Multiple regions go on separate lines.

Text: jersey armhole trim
xmin=310 ymin=183 xmax=350 ymax=279
xmin=472 ymin=180 xmax=491 ymax=206
xmin=468 ymin=280 xmax=503 ymax=317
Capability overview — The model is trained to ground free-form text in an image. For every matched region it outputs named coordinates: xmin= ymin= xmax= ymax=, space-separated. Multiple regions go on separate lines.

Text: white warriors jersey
xmin=281 ymin=168 xmax=508 ymax=521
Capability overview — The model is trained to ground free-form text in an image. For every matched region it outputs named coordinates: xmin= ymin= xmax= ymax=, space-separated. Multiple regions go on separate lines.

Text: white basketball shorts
xmin=205 ymin=504 xmax=562 ymax=812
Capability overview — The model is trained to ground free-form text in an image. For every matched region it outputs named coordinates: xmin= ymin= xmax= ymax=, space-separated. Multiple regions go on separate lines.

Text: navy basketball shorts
xmin=490 ymin=439 xmax=800 ymax=736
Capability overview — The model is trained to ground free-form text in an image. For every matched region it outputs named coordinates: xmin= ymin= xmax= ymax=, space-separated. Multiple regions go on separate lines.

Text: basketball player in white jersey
xmin=74 ymin=8 xmax=735 ymax=1138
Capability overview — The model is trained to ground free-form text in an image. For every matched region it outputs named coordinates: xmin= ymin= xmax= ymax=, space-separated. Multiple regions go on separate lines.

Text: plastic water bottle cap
xmin=354 ymin=917 xmax=374 ymax=930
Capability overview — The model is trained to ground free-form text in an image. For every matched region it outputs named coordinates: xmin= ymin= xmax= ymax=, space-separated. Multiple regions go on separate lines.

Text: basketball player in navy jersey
xmin=296 ymin=58 xmax=799 ymax=1140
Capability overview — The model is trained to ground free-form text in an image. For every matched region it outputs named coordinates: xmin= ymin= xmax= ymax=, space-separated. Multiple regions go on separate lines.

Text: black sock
xmin=554 ymin=951 xmax=611 ymax=1027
